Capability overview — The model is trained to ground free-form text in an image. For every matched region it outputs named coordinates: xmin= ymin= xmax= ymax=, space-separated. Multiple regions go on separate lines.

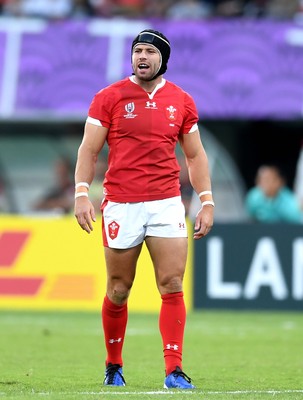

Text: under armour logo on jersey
xmin=109 ymin=338 xmax=122 ymax=344
xmin=108 ymin=221 xmax=120 ymax=239
xmin=145 ymin=101 xmax=157 ymax=109
xmin=166 ymin=344 xmax=179 ymax=351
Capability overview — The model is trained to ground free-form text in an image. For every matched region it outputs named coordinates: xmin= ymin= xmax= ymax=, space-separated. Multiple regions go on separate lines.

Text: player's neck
xmin=133 ymin=75 xmax=163 ymax=93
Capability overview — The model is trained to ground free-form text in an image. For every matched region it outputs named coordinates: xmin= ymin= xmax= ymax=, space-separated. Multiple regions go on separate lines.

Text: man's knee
xmin=158 ymin=275 xmax=183 ymax=294
xmin=107 ymin=279 xmax=133 ymax=305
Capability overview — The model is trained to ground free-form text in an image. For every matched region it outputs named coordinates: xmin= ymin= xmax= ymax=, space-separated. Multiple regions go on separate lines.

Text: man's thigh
xmin=145 ymin=236 xmax=188 ymax=293
xmin=104 ymin=244 xmax=143 ymax=297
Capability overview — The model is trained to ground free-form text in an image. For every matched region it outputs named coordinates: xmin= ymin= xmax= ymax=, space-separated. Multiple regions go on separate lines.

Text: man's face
xmin=257 ymin=167 xmax=284 ymax=198
xmin=132 ymin=44 xmax=161 ymax=81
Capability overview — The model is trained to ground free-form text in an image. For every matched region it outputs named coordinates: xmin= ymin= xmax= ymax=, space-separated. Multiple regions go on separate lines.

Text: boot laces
xmin=173 ymin=366 xmax=192 ymax=383
xmin=105 ymin=363 xmax=125 ymax=385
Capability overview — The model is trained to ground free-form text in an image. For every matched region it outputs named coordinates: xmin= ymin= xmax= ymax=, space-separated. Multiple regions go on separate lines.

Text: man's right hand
xmin=74 ymin=197 xmax=96 ymax=234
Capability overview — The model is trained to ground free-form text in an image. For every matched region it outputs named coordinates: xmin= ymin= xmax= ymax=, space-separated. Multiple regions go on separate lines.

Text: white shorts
xmin=101 ymin=196 xmax=187 ymax=249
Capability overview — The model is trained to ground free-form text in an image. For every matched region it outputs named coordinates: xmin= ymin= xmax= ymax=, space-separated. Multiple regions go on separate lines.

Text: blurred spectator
xmin=142 ymin=0 xmax=173 ymax=18
xmin=0 ymin=175 xmax=10 ymax=213
xmin=245 ymin=165 xmax=303 ymax=223
xmin=167 ymin=0 xmax=212 ymax=19
xmin=1 ymin=0 xmax=301 ymax=19
xmin=243 ymin=0 xmax=269 ymax=17
xmin=88 ymin=0 xmax=113 ymax=17
xmin=1 ymin=0 xmax=18 ymax=15
xmin=4 ymin=0 xmax=73 ymax=19
xmin=33 ymin=157 xmax=74 ymax=215
xmin=0 ymin=0 xmax=8 ymax=14
xmin=264 ymin=0 xmax=298 ymax=19
xmin=294 ymin=142 xmax=303 ymax=211
xmin=214 ymin=0 xmax=244 ymax=16
xmin=110 ymin=0 xmax=145 ymax=17
xmin=72 ymin=0 xmax=95 ymax=17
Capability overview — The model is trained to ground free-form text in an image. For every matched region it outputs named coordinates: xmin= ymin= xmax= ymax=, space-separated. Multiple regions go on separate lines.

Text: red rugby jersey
xmin=88 ymin=77 xmax=198 ymax=203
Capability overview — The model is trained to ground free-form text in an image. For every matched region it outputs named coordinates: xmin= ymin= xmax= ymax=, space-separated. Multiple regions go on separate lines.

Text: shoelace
xmin=173 ymin=367 xmax=192 ymax=383
xmin=105 ymin=364 xmax=125 ymax=385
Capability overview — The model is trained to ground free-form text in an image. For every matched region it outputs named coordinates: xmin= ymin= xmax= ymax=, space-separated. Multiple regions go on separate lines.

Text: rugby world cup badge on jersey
xmin=124 ymin=102 xmax=137 ymax=119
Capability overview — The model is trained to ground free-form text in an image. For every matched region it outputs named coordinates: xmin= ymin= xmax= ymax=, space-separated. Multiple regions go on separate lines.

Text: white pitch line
xmin=207 ymin=389 xmax=303 ymax=395
xmin=73 ymin=391 xmax=194 ymax=395
xmin=31 ymin=389 xmax=303 ymax=396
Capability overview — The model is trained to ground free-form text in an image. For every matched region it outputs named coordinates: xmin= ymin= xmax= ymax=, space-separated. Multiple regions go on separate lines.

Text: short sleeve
xmin=88 ymin=88 xmax=114 ymax=129
xmin=180 ymin=92 xmax=199 ymax=135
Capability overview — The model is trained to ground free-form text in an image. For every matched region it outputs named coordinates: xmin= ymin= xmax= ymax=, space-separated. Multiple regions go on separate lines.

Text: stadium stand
xmin=0 ymin=0 xmax=301 ymax=20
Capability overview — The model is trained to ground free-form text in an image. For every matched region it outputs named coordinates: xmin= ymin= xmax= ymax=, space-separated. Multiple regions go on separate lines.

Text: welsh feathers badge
xmin=108 ymin=221 xmax=120 ymax=239
xmin=166 ymin=105 xmax=177 ymax=121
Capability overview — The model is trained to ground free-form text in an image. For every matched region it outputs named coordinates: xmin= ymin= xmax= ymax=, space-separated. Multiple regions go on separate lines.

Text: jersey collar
xmin=129 ymin=76 xmax=166 ymax=99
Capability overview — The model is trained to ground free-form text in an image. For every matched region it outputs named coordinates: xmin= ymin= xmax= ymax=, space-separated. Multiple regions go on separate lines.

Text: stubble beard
xmin=135 ymin=68 xmax=155 ymax=82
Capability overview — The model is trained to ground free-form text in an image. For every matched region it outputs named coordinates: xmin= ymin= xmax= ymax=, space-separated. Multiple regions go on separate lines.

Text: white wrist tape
xmin=75 ymin=182 xmax=90 ymax=189
xmin=201 ymin=200 xmax=215 ymax=208
xmin=198 ymin=190 xmax=212 ymax=197
xmin=75 ymin=192 xmax=89 ymax=199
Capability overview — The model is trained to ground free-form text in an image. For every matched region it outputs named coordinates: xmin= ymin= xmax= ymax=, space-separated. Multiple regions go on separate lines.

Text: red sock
xmin=159 ymin=291 xmax=186 ymax=376
xmin=102 ymin=295 xmax=128 ymax=366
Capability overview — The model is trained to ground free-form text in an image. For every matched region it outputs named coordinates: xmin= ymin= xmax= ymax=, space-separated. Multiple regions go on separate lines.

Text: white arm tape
xmin=201 ymin=200 xmax=215 ymax=208
xmin=75 ymin=182 xmax=90 ymax=189
xmin=198 ymin=190 xmax=212 ymax=197
xmin=75 ymin=192 xmax=89 ymax=199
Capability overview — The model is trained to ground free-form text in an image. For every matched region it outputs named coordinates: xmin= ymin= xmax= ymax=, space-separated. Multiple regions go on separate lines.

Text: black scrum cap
xmin=132 ymin=29 xmax=171 ymax=80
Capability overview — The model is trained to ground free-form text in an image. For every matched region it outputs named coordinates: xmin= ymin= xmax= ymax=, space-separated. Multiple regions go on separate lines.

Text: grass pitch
xmin=0 ymin=310 xmax=302 ymax=399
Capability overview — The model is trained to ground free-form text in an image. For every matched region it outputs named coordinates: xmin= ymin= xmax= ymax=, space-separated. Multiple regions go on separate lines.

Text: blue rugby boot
xmin=164 ymin=366 xmax=196 ymax=389
xmin=104 ymin=363 xmax=126 ymax=386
